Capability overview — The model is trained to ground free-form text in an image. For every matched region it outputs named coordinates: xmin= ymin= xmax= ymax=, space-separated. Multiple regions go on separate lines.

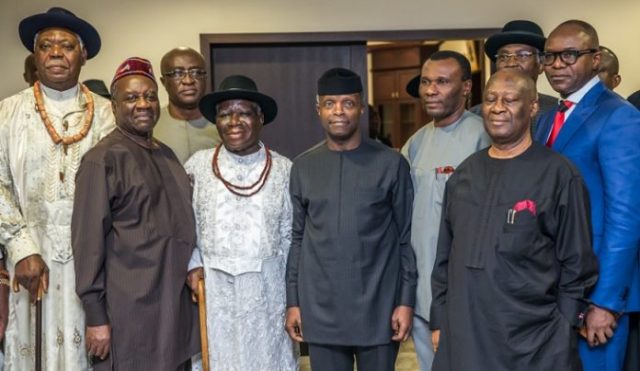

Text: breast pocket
xmin=496 ymin=210 xmax=556 ymax=294
xmin=498 ymin=212 xmax=542 ymax=259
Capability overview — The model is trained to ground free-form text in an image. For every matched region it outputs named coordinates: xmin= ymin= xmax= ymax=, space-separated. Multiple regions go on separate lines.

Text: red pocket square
xmin=436 ymin=166 xmax=455 ymax=174
xmin=513 ymin=199 xmax=537 ymax=216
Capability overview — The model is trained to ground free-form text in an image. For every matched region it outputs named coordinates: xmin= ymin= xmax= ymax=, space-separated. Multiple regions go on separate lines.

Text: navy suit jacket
xmin=534 ymin=81 xmax=640 ymax=313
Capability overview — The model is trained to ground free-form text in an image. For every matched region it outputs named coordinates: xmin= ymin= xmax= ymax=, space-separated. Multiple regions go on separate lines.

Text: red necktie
xmin=546 ymin=100 xmax=574 ymax=147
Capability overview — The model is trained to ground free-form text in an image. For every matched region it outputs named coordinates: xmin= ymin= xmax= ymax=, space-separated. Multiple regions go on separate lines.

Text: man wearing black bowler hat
xmin=285 ymin=67 xmax=417 ymax=371
xmin=184 ymin=75 xmax=297 ymax=370
xmin=470 ymin=20 xmax=557 ymax=133
xmin=0 ymin=7 xmax=114 ymax=370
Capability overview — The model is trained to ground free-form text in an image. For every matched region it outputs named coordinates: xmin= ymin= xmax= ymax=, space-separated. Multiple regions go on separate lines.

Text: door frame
xmin=199 ymin=28 xmax=500 ymax=91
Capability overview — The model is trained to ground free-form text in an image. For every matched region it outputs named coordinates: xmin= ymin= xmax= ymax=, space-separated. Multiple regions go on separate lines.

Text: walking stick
xmin=197 ymin=279 xmax=210 ymax=371
xmin=12 ymin=276 xmax=45 ymax=371
xmin=35 ymin=296 xmax=42 ymax=371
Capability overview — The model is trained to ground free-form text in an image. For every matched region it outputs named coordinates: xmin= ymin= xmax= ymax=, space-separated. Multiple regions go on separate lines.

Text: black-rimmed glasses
xmin=541 ymin=49 xmax=598 ymax=66
xmin=494 ymin=51 xmax=539 ymax=63
xmin=162 ymin=68 xmax=207 ymax=80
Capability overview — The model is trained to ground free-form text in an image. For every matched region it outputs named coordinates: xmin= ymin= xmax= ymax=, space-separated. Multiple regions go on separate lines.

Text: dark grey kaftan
xmin=72 ymin=130 xmax=199 ymax=370
xmin=430 ymin=143 xmax=598 ymax=371
xmin=286 ymin=138 xmax=417 ymax=346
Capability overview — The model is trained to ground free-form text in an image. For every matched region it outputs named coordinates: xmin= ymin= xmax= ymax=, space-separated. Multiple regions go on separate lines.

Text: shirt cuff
xmin=83 ymin=299 xmax=109 ymax=326
xmin=558 ymin=295 xmax=589 ymax=328
xmin=429 ymin=304 xmax=445 ymax=331
xmin=286 ymin=286 xmax=299 ymax=307
xmin=5 ymin=229 xmax=40 ymax=264
xmin=398 ymin=282 xmax=417 ymax=308
xmin=188 ymin=248 xmax=203 ymax=271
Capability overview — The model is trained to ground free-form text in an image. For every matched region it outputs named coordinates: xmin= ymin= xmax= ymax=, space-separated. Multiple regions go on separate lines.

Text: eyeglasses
xmin=494 ymin=51 xmax=538 ymax=63
xmin=162 ymin=68 xmax=207 ymax=80
xmin=541 ymin=49 xmax=598 ymax=66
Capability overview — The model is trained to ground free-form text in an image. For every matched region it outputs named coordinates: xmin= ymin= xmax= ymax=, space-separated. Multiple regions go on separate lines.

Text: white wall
xmin=2 ymin=0 xmax=639 ymax=102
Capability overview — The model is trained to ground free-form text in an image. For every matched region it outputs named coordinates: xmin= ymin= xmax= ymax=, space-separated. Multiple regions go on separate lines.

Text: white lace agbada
xmin=0 ymin=85 xmax=114 ymax=371
xmin=186 ymin=145 xmax=297 ymax=371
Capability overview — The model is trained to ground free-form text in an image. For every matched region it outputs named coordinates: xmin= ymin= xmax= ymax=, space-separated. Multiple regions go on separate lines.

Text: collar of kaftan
xmin=220 ymin=141 xmax=266 ymax=165
xmin=39 ymin=83 xmax=87 ymax=116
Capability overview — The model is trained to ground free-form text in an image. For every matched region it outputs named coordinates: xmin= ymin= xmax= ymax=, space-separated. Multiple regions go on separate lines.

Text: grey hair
xmin=33 ymin=31 xmax=85 ymax=52
xmin=215 ymin=100 xmax=262 ymax=117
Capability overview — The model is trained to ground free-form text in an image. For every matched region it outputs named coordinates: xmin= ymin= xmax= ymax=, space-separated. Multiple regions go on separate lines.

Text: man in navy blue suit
xmin=534 ymin=20 xmax=640 ymax=371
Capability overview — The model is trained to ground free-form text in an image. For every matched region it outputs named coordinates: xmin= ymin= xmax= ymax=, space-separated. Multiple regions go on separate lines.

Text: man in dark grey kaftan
xmin=285 ymin=68 xmax=417 ymax=371
xmin=72 ymin=58 xmax=199 ymax=370
xmin=430 ymin=70 xmax=598 ymax=371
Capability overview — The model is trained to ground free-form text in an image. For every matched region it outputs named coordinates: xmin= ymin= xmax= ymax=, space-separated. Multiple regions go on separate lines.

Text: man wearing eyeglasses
xmin=155 ymin=47 xmax=221 ymax=164
xmin=534 ymin=20 xmax=640 ymax=371
xmin=471 ymin=20 xmax=558 ymax=134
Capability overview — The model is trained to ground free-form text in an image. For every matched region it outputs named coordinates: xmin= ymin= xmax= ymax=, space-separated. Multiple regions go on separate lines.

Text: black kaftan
xmin=431 ymin=143 xmax=598 ymax=371
xmin=286 ymin=138 xmax=417 ymax=346
xmin=72 ymin=130 xmax=200 ymax=370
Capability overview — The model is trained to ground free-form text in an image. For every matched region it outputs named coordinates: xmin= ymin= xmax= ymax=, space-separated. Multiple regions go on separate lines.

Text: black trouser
xmin=91 ymin=356 xmax=191 ymax=370
xmin=308 ymin=342 xmax=400 ymax=371
xmin=624 ymin=313 xmax=640 ymax=371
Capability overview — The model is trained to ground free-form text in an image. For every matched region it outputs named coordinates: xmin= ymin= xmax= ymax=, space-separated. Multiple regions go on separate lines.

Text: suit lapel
xmin=553 ymin=82 xmax=605 ymax=151
xmin=534 ymin=110 xmax=554 ymax=143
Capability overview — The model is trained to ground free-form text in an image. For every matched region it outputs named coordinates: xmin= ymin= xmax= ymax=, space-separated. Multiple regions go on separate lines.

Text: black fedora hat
xmin=199 ymin=75 xmax=278 ymax=125
xmin=484 ymin=20 xmax=545 ymax=62
xmin=406 ymin=74 xmax=420 ymax=98
xmin=19 ymin=7 xmax=101 ymax=59
xmin=83 ymin=79 xmax=110 ymax=99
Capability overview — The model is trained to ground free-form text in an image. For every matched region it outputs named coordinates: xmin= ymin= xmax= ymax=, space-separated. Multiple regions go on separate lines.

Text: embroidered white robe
xmin=0 ymin=85 xmax=114 ymax=371
xmin=185 ymin=145 xmax=298 ymax=371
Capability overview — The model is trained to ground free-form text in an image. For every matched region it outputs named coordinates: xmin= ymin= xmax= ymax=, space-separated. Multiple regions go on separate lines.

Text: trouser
xmin=412 ymin=315 xmax=435 ymax=371
xmin=92 ymin=356 xmax=191 ymax=371
xmin=623 ymin=313 xmax=639 ymax=371
xmin=579 ymin=313 xmax=629 ymax=371
xmin=308 ymin=342 xmax=399 ymax=371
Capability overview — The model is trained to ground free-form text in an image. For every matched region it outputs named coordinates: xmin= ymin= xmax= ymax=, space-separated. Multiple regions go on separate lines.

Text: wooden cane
xmin=35 ymin=296 xmax=42 ymax=371
xmin=12 ymin=277 xmax=45 ymax=371
xmin=197 ymin=279 xmax=210 ymax=371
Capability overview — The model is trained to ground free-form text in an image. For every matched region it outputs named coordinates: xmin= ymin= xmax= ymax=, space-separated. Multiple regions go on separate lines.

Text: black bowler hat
xmin=317 ymin=67 xmax=363 ymax=95
xmin=484 ymin=20 xmax=546 ymax=62
xmin=19 ymin=7 xmax=101 ymax=59
xmin=406 ymin=74 xmax=420 ymax=98
xmin=199 ymin=75 xmax=278 ymax=125
xmin=83 ymin=79 xmax=110 ymax=99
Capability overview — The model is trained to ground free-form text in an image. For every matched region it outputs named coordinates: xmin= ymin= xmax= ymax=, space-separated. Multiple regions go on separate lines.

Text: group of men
xmin=0 ymin=5 xmax=639 ymax=371
xmin=0 ymin=6 xmax=222 ymax=371
xmin=405 ymin=19 xmax=640 ymax=371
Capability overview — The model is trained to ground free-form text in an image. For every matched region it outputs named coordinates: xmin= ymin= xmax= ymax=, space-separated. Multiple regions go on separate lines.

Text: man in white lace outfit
xmin=186 ymin=75 xmax=297 ymax=371
xmin=0 ymin=7 xmax=114 ymax=370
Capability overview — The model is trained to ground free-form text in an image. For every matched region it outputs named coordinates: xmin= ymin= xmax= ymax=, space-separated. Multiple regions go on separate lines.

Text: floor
xmin=299 ymin=339 xmax=419 ymax=370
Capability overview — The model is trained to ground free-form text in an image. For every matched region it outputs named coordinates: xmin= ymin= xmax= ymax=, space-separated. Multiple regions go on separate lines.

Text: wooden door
xmin=210 ymin=42 xmax=368 ymax=159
